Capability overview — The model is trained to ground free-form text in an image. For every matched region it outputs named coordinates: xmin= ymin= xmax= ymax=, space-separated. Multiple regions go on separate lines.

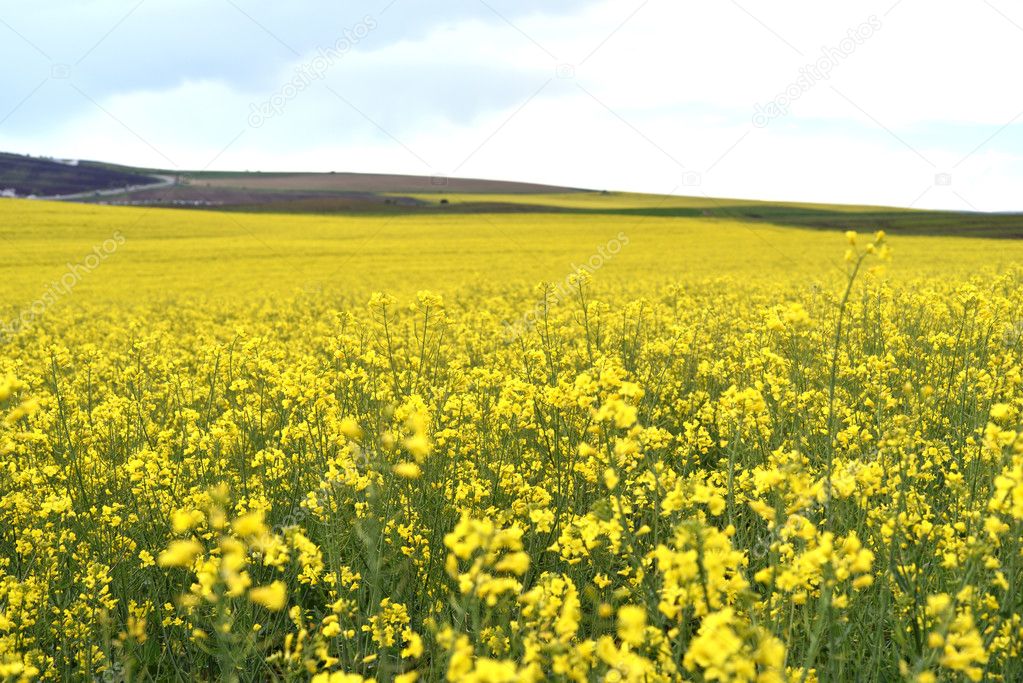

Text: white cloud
xmin=1 ymin=0 xmax=1020 ymax=210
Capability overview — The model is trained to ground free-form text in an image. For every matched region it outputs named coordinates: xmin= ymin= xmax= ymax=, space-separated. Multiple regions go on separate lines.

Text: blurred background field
xmin=1 ymin=199 xmax=1021 ymax=312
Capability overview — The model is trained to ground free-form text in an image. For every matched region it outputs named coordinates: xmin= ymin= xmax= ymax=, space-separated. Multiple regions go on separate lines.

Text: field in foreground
xmin=1 ymin=201 xmax=1023 ymax=681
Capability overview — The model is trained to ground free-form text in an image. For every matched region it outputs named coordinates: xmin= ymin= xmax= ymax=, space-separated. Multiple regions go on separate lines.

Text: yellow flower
xmin=617 ymin=605 xmax=647 ymax=646
xmin=171 ymin=508 xmax=202 ymax=534
xmin=249 ymin=581 xmax=288 ymax=611
xmin=925 ymin=593 xmax=951 ymax=617
xmin=401 ymin=631 xmax=424 ymax=659
xmin=339 ymin=417 xmax=363 ymax=440
xmin=403 ymin=434 xmax=432 ymax=461
xmin=493 ymin=551 xmax=529 ymax=576
xmin=311 ymin=674 xmax=370 ymax=683
xmin=393 ymin=462 xmax=422 ymax=479
xmin=157 ymin=540 xmax=202 ymax=568
xmin=232 ymin=509 xmax=267 ymax=537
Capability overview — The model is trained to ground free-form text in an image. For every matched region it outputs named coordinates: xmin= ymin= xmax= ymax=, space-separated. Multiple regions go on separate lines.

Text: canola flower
xmin=0 ymin=214 xmax=1022 ymax=682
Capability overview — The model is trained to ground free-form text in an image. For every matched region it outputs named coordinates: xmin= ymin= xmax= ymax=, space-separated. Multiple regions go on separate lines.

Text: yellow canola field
xmin=0 ymin=200 xmax=1022 ymax=682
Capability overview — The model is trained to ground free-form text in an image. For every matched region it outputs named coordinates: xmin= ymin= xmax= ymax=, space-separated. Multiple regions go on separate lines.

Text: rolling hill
xmin=2 ymin=150 xmax=1022 ymax=238
xmin=0 ymin=151 xmax=162 ymax=197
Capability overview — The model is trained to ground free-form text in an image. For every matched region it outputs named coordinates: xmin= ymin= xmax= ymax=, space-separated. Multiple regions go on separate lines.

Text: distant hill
xmin=3 ymin=150 xmax=1022 ymax=238
xmin=0 ymin=152 xmax=160 ymax=197
xmin=188 ymin=171 xmax=580 ymax=194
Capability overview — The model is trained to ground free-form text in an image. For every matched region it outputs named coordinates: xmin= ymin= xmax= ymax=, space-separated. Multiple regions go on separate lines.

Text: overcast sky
xmin=1 ymin=0 xmax=1021 ymax=210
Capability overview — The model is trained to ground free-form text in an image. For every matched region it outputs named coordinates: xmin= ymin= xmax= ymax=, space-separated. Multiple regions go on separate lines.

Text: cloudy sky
xmin=1 ymin=0 xmax=1021 ymax=210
